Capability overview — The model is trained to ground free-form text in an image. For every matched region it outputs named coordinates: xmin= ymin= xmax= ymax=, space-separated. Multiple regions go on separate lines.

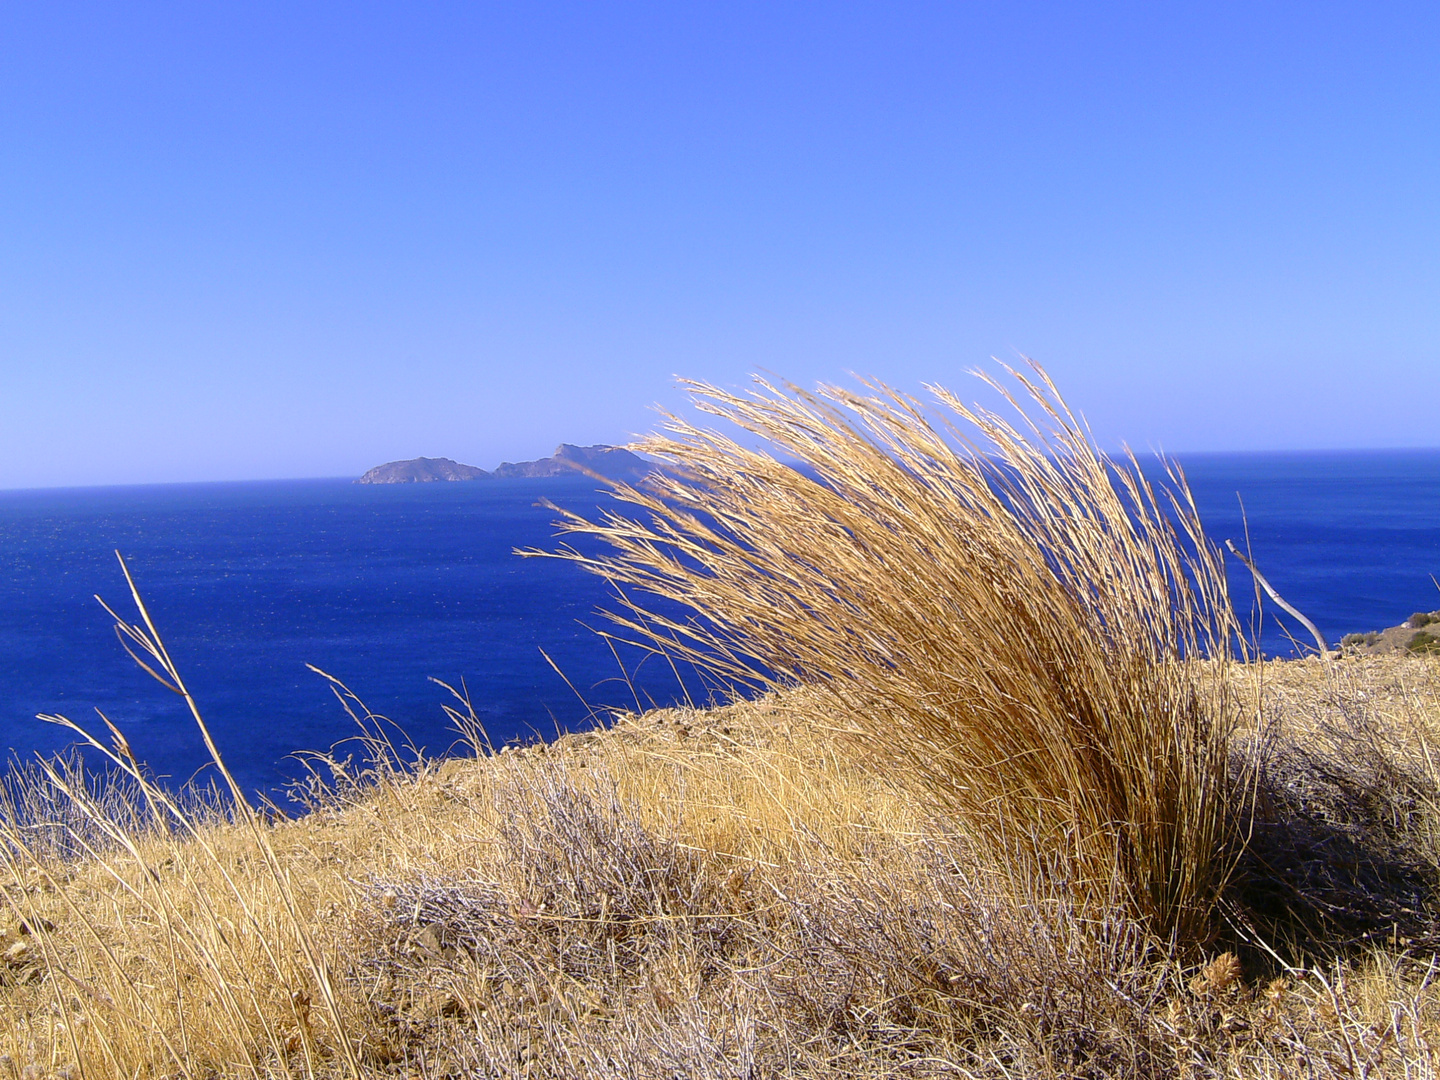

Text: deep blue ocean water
xmin=0 ymin=477 xmax=697 ymax=800
xmin=1177 ymin=450 xmax=1440 ymax=653
xmin=1 ymin=450 xmax=1438 ymax=801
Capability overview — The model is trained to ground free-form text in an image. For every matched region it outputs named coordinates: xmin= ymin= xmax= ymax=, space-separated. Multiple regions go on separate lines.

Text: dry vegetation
xmin=3 ymin=367 xmax=1440 ymax=1078
xmin=540 ymin=367 xmax=1241 ymax=946
xmin=3 ymin=661 xmax=1440 ymax=1079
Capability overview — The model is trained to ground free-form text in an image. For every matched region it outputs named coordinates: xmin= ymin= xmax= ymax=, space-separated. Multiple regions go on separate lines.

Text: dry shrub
xmin=354 ymin=762 xmax=1174 ymax=1079
xmin=371 ymin=764 xmax=742 ymax=987
xmin=539 ymin=364 xmax=1241 ymax=944
xmin=0 ymin=752 xmax=164 ymax=865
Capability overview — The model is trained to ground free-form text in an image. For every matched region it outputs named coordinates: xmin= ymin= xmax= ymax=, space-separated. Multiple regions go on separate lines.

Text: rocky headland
xmin=356 ymin=444 xmax=651 ymax=484
xmin=491 ymin=443 xmax=650 ymax=480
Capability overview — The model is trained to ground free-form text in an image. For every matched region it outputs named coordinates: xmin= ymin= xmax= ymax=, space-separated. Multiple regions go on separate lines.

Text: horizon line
xmin=5 ymin=444 xmax=1440 ymax=496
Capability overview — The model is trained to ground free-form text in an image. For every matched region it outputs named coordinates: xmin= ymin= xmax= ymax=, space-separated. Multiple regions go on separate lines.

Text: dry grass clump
xmin=0 ymin=561 xmax=366 ymax=1080
xmin=538 ymin=365 xmax=1241 ymax=944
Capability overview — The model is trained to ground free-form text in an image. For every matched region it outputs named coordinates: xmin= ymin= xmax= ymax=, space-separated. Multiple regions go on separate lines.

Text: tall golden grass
xmin=539 ymin=363 xmax=1243 ymax=944
xmin=0 ymin=556 xmax=363 ymax=1080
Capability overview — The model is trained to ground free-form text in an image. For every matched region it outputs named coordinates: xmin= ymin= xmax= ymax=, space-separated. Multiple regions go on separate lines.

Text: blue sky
xmin=2 ymin=2 xmax=1437 ymax=488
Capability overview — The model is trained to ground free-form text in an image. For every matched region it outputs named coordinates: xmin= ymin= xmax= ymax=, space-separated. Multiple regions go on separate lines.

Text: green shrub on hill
xmin=1341 ymin=631 xmax=1382 ymax=648
xmin=1408 ymin=630 xmax=1440 ymax=654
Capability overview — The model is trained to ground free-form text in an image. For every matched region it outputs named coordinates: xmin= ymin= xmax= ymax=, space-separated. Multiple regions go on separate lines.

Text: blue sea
xmin=1 ymin=450 xmax=1438 ymax=801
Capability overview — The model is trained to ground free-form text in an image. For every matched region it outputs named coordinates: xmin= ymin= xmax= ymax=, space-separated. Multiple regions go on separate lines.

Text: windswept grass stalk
xmin=535 ymin=363 xmax=1243 ymax=944
xmin=0 ymin=554 xmax=364 ymax=1080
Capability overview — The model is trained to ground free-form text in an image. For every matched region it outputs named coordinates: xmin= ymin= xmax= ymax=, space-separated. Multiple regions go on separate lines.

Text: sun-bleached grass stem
xmin=1224 ymin=537 xmax=1333 ymax=659
xmin=22 ymin=553 xmax=364 ymax=1080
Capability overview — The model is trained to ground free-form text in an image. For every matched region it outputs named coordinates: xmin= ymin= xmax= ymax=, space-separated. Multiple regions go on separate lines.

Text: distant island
xmin=356 ymin=444 xmax=652 ymax=484
xmin=354 ymin=457 xmax=490 ymax=484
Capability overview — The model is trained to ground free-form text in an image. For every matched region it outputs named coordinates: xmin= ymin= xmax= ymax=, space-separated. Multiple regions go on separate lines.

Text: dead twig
xmin=1225 ymin=538 xmax=1331 ymax=659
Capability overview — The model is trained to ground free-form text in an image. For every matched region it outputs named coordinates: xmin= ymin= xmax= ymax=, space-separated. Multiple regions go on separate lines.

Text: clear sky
xmin=2 ymin=3 xmax=1437 ymax=488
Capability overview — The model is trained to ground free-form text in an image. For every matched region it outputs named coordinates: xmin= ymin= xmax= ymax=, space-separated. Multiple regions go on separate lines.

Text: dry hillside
xmin=1 ymin=655 xmax=1438 ymax=1079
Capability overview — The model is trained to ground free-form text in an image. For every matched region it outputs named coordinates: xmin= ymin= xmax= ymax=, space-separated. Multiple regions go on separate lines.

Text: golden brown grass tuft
xmin=537 ymin=364 xmax=1242 ymax=943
